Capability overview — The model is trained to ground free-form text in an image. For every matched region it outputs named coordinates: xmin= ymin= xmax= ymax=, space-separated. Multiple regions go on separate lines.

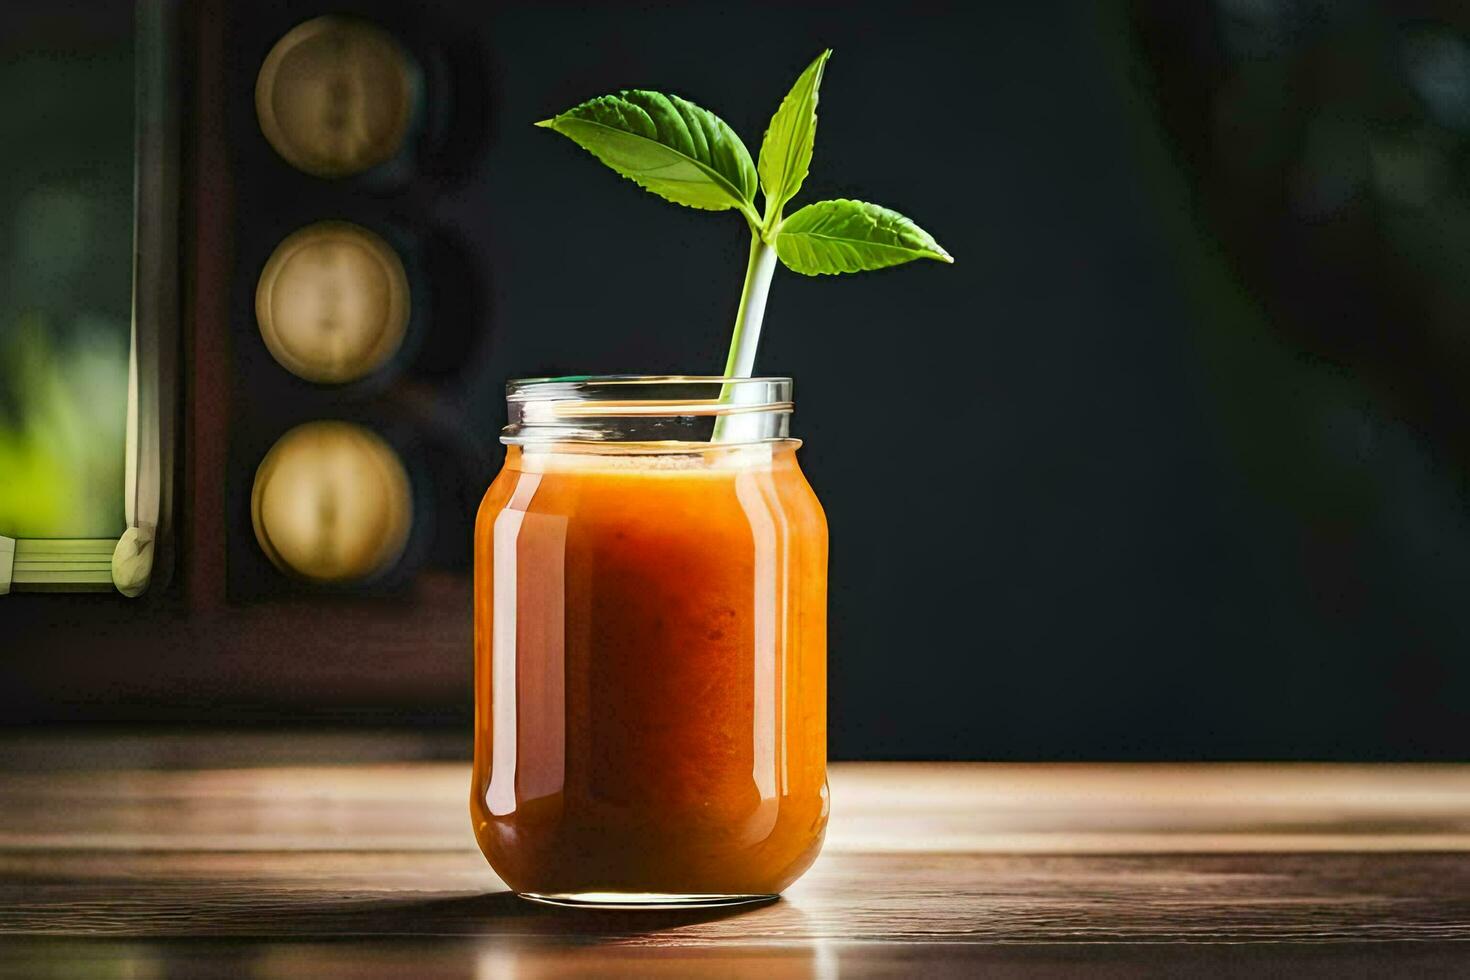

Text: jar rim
xmin=507 ymin=374 xmax=792 ymax=394
xmin=503 ymin=375 xmax=794 ymax=446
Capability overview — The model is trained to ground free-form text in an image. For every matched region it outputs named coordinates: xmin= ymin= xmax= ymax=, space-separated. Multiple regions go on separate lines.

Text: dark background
xmin=8 ymin=0 xmax=1470 ymax=760
xmin=466 ymin=0 xmax=1470 ymax=759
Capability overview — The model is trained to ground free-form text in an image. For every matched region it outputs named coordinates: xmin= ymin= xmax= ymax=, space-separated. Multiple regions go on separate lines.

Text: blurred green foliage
xmin=0 ymin=317 xmax=127 ymax=538
xmin=0 ymin=23 xmax=134 ymax=540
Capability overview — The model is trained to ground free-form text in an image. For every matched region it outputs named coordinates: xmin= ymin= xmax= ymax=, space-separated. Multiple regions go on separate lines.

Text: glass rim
xmin=507 ymin=374 xmax=792 ymax=394
xmin=507 ymin=375 xmax=793 ymax=417
xmin=502 ymin=375 xmax=795 ymax=446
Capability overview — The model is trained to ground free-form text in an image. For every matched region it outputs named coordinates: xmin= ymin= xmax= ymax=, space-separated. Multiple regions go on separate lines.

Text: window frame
xmin=0 ymin=0 xmax=180 ymax=598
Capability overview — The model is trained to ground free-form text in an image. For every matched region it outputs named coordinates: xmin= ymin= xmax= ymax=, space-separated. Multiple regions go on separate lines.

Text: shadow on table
xmin=381 ymin=889 xmax=777 ymax=936
xmin=254 ymin=888 xmax=797 ymax=943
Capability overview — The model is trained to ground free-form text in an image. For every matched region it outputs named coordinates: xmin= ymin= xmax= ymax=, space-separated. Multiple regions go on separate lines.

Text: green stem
xmin=712 ymin=231 xmax=779 ymax=441
xmin=722 ymin=233 xmax=779 ymax=377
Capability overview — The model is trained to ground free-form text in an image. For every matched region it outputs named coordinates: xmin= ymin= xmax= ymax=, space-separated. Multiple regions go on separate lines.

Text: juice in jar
xmin=471 ymin=412 xmax=828 ymax=905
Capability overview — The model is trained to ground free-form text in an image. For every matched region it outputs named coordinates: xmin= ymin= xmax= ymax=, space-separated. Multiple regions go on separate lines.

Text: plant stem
xmin=722 ymin=233 xmax=779 ymax=377
xmin=712 ymin=231 xmax=779 ymax=441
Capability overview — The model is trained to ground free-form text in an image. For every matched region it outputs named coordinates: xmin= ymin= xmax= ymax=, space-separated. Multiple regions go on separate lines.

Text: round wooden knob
xmin=255 ymin=221 xmax=410 ymax=384
xmin=251 ymin=421 xmax=412 ymax=583
xmin=255 ymin=15 xmax=416 ymax=178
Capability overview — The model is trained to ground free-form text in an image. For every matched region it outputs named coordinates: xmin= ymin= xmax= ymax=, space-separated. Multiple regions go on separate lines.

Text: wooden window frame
xmin=1 ymin=0 xmax=180 ymax=598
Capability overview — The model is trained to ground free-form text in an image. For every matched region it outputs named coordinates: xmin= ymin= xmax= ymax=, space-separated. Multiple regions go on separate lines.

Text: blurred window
xmin=0 ymin=5 xmax=135 ymax=541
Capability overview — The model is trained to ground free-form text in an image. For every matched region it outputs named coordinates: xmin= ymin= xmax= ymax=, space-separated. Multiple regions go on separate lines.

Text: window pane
xmin=0 ymin=5 xmax=134 ymax=539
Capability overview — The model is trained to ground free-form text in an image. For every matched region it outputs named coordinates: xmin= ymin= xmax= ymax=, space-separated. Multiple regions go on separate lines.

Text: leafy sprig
xmin=537 ymin=50 xmax=953 ymax=386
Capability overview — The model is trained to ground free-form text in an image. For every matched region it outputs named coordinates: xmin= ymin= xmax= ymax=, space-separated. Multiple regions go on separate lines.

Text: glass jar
xmin=471 ymin=376 xmax=828 ymax=908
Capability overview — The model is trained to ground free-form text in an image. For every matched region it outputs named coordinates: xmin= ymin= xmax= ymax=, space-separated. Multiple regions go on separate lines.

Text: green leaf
xmin=537 ymin=90 xmax=758 ymax=217
xmin=775 ymin=199 xmax=953 ymax=275
xmin=758 ymin=49 xmax=831 ymax=221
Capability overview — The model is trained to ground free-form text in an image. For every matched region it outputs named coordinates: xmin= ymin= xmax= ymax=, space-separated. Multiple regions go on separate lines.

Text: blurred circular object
xmin=255 ymin=221 xmax=410 ymax=384
xmin=251 ymin=421 xmax=412 ymax=583
xmin=255 ymin=15 xmax=416 ymax=178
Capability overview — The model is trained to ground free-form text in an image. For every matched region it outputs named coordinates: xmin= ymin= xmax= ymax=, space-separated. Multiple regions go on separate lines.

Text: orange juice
xmin=471 ymin=440 xmax=827 ymax=903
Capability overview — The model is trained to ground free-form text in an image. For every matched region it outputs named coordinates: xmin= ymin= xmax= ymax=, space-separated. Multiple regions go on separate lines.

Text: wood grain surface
xmin=2 ymin=734 xmax=1469 ymax=977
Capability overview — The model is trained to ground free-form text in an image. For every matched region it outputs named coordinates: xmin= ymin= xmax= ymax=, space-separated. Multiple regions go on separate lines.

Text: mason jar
xmin=470 ymin=376 xmax=828 ymax=908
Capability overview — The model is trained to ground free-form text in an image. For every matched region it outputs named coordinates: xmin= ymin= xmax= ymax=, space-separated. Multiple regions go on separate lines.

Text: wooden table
xmin=2 ymin=733 xmax=1469 ymax=977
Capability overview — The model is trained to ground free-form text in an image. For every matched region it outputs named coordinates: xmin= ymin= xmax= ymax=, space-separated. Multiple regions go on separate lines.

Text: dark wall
xmin=9 ymin=0 xmax=1470 ymax=760
xmin=456 ymin=0 xmax=1470 ymax=759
